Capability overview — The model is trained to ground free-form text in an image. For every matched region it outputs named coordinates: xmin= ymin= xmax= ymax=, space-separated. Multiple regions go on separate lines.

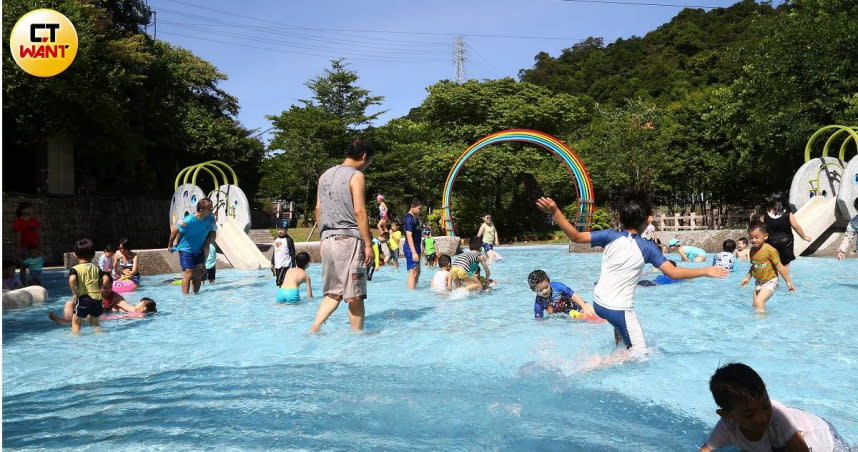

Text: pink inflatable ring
xmin=112 ymin=279 xmax=138 ymax=293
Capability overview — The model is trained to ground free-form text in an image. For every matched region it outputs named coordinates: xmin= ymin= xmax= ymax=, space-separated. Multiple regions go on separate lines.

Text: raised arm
xmin=535 ymin=197 xmax=591 ymax=244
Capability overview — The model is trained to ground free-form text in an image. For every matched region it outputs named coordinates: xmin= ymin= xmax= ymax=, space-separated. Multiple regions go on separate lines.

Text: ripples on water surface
xmin=3 ymin=245 xmax=856 ymax=450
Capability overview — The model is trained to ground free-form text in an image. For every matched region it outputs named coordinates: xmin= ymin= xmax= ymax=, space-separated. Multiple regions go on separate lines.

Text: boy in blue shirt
xmin=536 ymin=189 xmax=728 ymax=354
xmin=528 ymin=269 xmax=591 ymax=318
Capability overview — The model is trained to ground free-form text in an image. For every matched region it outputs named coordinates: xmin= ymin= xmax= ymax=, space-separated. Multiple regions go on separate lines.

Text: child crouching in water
xmin=740 ymin=222 xmax=795 ymax=312
xmin=700 ymin=362 xmax=849 ymax=452
xmin=430 ymin=254 xmax=453 ymax=292
xmin=528 ymin=270 xmax=594 ymax=319
xmin=277 ymin=252 xmax=313 ymax=303
xmin=536 ymin=189 xmax=727 ymax=354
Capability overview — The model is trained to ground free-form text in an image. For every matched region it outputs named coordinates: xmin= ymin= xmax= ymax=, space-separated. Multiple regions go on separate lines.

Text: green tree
xmin=261 ymin=59 xmax=385 ymax=222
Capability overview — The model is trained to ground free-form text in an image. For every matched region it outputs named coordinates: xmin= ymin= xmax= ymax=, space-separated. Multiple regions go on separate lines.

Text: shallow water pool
xmin=3 ymin=246 xmax=857 ymax=450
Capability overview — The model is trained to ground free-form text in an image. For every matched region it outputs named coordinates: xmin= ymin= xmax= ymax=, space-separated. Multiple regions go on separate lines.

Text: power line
xmin=560 ymin=0 xmax=723 ymax=9
xmin=151 ymin=0 xmax=586 ymax=41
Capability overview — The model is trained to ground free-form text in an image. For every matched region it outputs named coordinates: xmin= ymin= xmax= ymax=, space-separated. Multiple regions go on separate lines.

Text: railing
xmin=656 ymin=211 xmax=756 ymax=231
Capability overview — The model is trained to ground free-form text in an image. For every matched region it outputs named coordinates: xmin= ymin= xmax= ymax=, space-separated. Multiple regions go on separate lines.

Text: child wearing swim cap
xmin=668 ymin=238 xmax=708 ymax=262
xmin=376 ymin=194 xmax=389 ymax=233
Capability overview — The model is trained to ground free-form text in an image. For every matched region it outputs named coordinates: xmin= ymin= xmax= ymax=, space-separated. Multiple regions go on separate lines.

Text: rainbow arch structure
xmin=441 ymin=129 xmax=595 ymax=236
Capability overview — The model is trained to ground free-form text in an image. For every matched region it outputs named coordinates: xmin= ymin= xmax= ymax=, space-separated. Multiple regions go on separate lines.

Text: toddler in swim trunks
xmin=740 ymin=222 xmax=794 ymax=313
xmin=277 ymin=252 xmax=313 ymax=303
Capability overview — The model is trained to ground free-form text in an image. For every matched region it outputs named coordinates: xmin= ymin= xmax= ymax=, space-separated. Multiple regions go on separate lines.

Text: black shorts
xmin=205 ymin=267 xmax=216 ymax=281
xmin=425 ymin=253 xmax=437 ymax=263
xmin=74 ymin=295 xmax=104 ymax=318
xmin=275 ymin=266 xmax=288 ymax=287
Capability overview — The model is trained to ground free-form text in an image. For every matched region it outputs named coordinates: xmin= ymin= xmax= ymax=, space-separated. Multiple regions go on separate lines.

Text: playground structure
xmin=170 ymin=161 xmax=269 ymax=270
xmin=441 ymin=129 xmax=595 ymax=236
xmin=788 ymin=125 xmax=858 ymax=256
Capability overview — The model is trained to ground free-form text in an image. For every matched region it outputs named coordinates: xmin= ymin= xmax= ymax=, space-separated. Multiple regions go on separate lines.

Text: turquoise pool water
xmin=3 ymin=246 xmax=857 ymax=450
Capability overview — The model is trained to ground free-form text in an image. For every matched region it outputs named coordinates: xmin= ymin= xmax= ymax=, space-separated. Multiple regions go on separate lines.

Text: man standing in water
xmin=309 ymin=138 xmax=374 ymax=332
xmin=168 ymin=198 xmax=217 ymax=295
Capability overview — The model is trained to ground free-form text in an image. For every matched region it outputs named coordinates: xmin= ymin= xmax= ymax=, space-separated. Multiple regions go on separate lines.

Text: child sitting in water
xmin=712 ymin=239 xmax=736 ymax=271
xmin=99 ymin=244 xmax=115 ymax=274
xmin=735 ymin=237 xmax=750 ymax=260
xmin=3 ymin=261 xmax=22 ymax=290
xmin=740 ymin=222 xmax=795 ymax=313
xmin=276 ymin=252 xmax=313 ymax=303
xmin=430 ymin=254 xmax=453 ymax=292
xmin=528 ymin=269 xmax=594 ymax=319
xmin=699 ymin=362 xmax=849 ymax=452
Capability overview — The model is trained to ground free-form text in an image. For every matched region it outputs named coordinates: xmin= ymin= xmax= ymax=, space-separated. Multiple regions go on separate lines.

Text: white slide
xmin=215 ymin=217 xmax=270 ymax=270
xmin=793 ymin=196 xmax=838 ymax=256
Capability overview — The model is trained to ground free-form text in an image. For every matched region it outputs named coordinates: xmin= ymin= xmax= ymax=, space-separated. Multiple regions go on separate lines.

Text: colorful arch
xmin=442 ymin=129 xmax=595 ymax=236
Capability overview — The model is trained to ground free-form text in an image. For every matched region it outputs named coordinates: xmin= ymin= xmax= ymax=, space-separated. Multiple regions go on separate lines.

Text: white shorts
xmin=754 ymin=278 xmax=779 ymax=293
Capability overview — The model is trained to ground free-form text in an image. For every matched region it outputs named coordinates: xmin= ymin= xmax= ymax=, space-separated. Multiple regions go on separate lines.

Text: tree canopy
xmin=3 ymin=0 xmax=264 ymax=197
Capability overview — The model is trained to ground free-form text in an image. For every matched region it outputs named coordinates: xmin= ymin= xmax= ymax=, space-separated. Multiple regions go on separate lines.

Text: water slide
xmin=215 ymin=217 xmax=270 ymax=270
xmin=792 ymin=196 xmax=839 ymax=256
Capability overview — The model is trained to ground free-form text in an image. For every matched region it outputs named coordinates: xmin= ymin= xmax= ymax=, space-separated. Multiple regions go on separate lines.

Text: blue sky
xmin=147 ymin=0 xmax=749 ymax=145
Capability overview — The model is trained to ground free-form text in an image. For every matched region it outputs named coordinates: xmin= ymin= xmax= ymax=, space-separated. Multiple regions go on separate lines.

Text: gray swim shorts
xmin=321 ymin=235 xmax=367 ymax=301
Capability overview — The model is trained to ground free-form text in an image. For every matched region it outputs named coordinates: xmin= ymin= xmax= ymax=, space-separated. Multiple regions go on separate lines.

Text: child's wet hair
xmin=140 ymin=297 xmax=157 ymax=313
xmin=295 ymin=252 xmax=311 ymax=269
xmin=437 ymin=254 xmax=451 ymax=268
xmin=748 ymin=221 xmax=767 ymax=234
xmin=75 ymin=238 xmax=96 ymax=259
xmin=616 ymin=188 xmax=652 ymax=231
xmin=381 ymin=232 xmax=390 ymax=240
xmin=722 ymin=239 xmax=736 ymax=253
xmin=468 ymin=236 xmax=482 ymax=251
xmin=737 ymin=237 xmax=748 ymax=245
xmin=527 ymin=270 xmax=549 ymax=290
xmin=104 ymin=244 xmax=115 ymax=253
xmin=709 ymin=362 xmax=767 ymax=411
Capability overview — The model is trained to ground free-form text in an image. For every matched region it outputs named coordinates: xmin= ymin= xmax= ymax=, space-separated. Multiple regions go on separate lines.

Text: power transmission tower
xmin=453 ymin=36 xmax=467 ymax=84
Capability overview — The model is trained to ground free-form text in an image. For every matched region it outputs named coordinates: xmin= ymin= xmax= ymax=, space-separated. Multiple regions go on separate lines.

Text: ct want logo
xmin=9 ymin=9 xmax=78 ymax=77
